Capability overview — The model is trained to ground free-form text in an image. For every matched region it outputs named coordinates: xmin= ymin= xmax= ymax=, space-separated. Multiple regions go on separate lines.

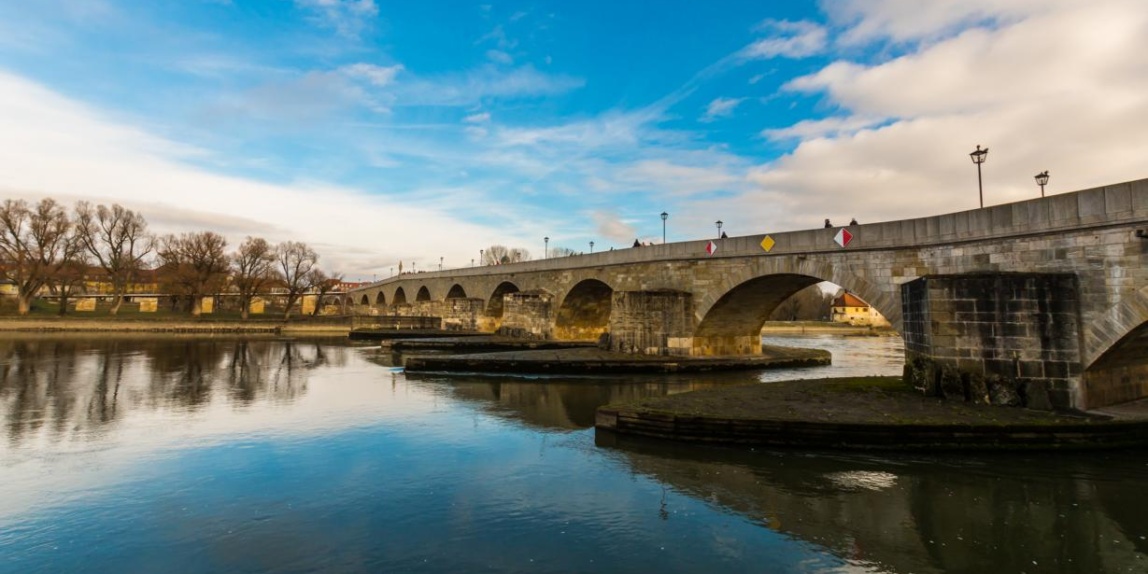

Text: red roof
xmin=832 ymin=293 xmax=870 ymax=308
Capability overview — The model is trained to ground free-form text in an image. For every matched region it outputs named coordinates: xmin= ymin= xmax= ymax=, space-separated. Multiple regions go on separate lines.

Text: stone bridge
xmin=351 ymin=178 xmax=1148 ymax=410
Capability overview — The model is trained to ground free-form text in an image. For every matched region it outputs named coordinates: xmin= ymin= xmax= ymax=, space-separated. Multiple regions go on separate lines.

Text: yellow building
xmin=830 ymin=293 xmax=890 ymax=327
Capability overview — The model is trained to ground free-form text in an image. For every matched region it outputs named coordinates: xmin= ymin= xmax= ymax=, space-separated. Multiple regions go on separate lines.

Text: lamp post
xmin=970 ymin=144 xmax=989 ymax=208
xmin=390 ymin=267 xmax=394 ymax=277
xmin=715 ymin=220 xmax=723 ymax=238
xmin=1035 ymin=170 xmax=1049 ymax=197
xmin=439 ymin=256 xmax=443 ymax=271
xmin=544 ymin=236 xmax=549 ymax=258
xmin=480 ymin=249 xmax=484 ymax=266
xmin=589 ymin=241 xmax=594 ymax=253
xmin=471 ymin=258 xmax=474 ymax=267
xmin=660 ymin=211 xmax=668 ymax=244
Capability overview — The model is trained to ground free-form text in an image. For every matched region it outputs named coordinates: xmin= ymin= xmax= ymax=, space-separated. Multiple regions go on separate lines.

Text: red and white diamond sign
xmin=833 ymin=228 xmax=853 ymax=248
xmin=705 ymin=240 xmax=717 ymax=255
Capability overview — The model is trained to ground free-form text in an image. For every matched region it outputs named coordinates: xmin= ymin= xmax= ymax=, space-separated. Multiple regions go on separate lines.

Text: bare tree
xmin=0 ymin=199 xmax=79 ymax=315
xmin=48 ymin=254 xmax=89 ymax=316
xmin=73 ymin=202 xmax=154 ymax=315
xmin=157 ymin=232 xmax=229 ymax=316
xmin=276 ymin=241 xmax=318 ymax=319
xmin=231 ymin=237 xmax=280 ymax=320
xmin=306 ymin=269 xmax=343 ymax=316
xmin=483 ymin=245 xmax=531 ymax=265
xmin=549 ymin=246 xmax=577 ymax=257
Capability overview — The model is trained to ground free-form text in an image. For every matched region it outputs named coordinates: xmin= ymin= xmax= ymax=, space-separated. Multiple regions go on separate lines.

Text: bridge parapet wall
xmin=902 ymin=274 xmax=1082 ymax=410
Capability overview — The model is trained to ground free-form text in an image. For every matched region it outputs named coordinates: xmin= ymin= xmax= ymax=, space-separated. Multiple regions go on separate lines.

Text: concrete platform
xmin=348 ymin=329 xmax=486 ymax=341
xmin=380 ymin=336 xmax=596 ymax=353
xmin=402 ymin=345 xmax=831 ymax=374
xmin=595 ymin=377 xmax=1148 ymax=451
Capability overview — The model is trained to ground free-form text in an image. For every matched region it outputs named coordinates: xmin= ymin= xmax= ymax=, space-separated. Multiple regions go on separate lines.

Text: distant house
xmin=830 ymin=292 xmax=890 ymax=327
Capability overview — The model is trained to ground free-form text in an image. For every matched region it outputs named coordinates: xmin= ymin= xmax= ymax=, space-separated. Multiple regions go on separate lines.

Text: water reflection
xmin=0 ymin=335 xmax=342 ymax=446
xmin=597 ymin=433 xmax=1148 ymax=573
xmin=408 ymin=371 xmax=762 ymax=430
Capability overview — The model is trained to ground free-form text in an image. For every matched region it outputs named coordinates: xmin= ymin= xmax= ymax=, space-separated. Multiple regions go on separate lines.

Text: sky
xmin=1 ymin=0 xmax=1147 ymax=280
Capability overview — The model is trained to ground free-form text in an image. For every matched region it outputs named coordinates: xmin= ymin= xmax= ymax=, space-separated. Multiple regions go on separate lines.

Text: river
xmin=1 ymin=334 xmax=1145 ymax=573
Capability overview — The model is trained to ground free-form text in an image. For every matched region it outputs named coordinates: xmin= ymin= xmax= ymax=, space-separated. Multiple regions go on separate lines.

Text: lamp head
xmin=970 ymin=144 xmax=989 ymax=165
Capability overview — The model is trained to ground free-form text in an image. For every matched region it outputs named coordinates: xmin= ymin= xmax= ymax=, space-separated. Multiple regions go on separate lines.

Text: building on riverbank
xmin=830 ymin=292 xmax=890 ymax=327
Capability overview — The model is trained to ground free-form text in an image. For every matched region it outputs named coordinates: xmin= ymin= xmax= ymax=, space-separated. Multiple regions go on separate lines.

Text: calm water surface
xmin=1 ymin=334 xmax=1145 ymax=573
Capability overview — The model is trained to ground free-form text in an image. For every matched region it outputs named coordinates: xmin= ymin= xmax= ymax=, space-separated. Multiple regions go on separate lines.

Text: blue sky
xmin=2 ymin=0 xmax=1147 ymax=278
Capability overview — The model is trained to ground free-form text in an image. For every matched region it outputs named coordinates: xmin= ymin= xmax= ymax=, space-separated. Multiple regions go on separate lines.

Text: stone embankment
xmin=403 ymin=345 xmax=830 ymax=375
xmin=595 ymin=377 xmax=1148 ymax=450
xmin=0 ymin=319 xmax=349 ymax=335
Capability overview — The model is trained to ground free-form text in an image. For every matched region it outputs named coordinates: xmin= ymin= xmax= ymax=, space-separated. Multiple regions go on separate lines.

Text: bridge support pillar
xmin=497 ymin=290 xmax=553 ymax=339
xmin=901 ymin=274 xmax=1082 ymax=410
xmin=442 ymin=298 xmax=485 ymax=331
xmin=607 ymin=290 xmax=695 ymax=356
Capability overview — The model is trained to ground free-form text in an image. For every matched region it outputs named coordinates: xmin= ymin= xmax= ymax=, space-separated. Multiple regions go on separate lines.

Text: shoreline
xmin=0 ymin=318 xmax=350 ymax=335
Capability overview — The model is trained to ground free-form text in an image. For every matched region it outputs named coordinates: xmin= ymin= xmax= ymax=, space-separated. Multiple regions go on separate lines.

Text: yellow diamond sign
xmin=760 ymin=235 xmax=776 ymax=252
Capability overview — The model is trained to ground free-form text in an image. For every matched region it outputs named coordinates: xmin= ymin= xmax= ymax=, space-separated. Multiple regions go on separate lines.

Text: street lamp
xmin=439 ymin=256 xmax=443 ymax=271
xmin=970 ymin=144 xmax=989 ymax=208
xmin=715 ymin=220 xmax=723 ymax=238
xmin=660 ymin=211 xmax=668 ymax=244
xmin=480 ymin=249 xmax=484 ymax=266
xmin=1035 ymin=170 xmax=1050 ymax=197
xmin=544 ymin=236 xmax=549 ymax=258
xmin=589 ymin=241 xmax=594 ymax=253
xmin=471 ymin=258 xmax=475 ymax=267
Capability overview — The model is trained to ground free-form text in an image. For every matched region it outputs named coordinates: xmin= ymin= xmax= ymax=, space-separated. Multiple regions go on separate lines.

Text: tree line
xmin=0 ymin=198 xmax=340 ymax=318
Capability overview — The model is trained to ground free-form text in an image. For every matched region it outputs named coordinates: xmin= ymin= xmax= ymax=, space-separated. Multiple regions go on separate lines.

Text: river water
xmin=1 ymin=334 xmax=1145 ymax=573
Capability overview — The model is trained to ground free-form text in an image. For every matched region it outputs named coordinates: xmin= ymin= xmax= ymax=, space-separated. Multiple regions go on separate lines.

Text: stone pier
xmin=607 ymin=290 xmax=695 ymax=356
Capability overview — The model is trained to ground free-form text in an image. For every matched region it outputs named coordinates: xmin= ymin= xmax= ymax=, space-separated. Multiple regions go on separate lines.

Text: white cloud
xmin=0 ymin=71 xmax=514 ymax=277
xmin=740 ymin=20 xmax=827 ymax=59
xmin=294 ymin=0 xmax=378 ymax=38
xmin=464 ymin=112 xmax=491 ymax=123
xmin=592 ymin=211 xmax=636 ymax=243
xmin=823 ymin=0 xmax=1060 ymax=46
xmin=700 ymin=97 xmax=744 ymax=122
xmin=719 ymin=0 xmax=1148 ymax=231
xmin=395 ymin=65 xmax=583 ymax=106
xmin=614 ymin=160 xmax=741 ymax=197
xmin=340 ymin=62 xmax=403 ymax=87
xmin=486 ymin=49 xmax=513 ymax=65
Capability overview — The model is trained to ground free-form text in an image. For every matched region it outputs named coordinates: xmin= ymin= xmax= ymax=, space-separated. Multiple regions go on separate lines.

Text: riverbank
xmin=759 ymin=321 xmax=896 ymax=336
xmin=596 ymin=377 xmax=1148 ymax=450
xmin=0 ymin=318 xmax=350 ymax=335
xmin=403 ymin=345 xmax=831 ymax=374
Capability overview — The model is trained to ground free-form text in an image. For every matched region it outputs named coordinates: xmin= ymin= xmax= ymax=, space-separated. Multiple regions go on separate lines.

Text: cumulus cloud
xmin=727 ymin=0 xmax=1148 ymax=231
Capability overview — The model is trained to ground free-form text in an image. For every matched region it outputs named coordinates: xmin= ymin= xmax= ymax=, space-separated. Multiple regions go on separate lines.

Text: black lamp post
xmin=970 ymin=144 xmax=989 ymax=208
xmin=544 ymin=236 xmax=549 ymax=258
xmin=480 ymin=249 xmax=484 ymax=266
xmin=715 ymin=220 xmax=723 ymax=238
xmin=589 ymin=241 xmax=594 ymax=253
xmin=1035 ymin=170 xmax=1049 ymax=197
xmin=660 ymin=211 xmax=668 ymax=244
xmin=439 ymin=256 xmax=443 ymax=271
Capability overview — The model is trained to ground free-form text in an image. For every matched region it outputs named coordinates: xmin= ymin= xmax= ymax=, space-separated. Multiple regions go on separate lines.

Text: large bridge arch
xmin=393 ymin=287 xmax=408 ymax=306
xmin=555 ymin=279 xmax=614 ymax=341
xmin=375 ymin=292 xmax=386 ymax=306
xmin=693 ymin=258 xmax=897 ymax=333
xmin=359 ymin=294 xmax=369 ymax=306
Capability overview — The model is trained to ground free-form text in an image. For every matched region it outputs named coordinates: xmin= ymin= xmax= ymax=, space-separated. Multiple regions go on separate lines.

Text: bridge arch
xmin=416 ymin=286 xmax=432 ymax=302
xmin=695 ymin=258 xmax=896 ymax=333
xmin=375 ymin=292 xmax=386 ymax=306
xmin=1080 ymin=290 xmax=1148 ymax=408
xmin=359 ymin=294 xmax=369 ymax=306
xmin=486 ymin=281 xmax=520 ymax=318
xmin=555 ymin=278 xmax=614 ymax=340
xmin=446 ymin=284 xmax=467 ymax=299
xmin=393 ymin=287 xmax=408 ymax=306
